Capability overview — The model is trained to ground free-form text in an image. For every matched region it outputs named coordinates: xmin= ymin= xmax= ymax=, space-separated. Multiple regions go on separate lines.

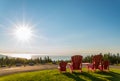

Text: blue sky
xmin=0 ymin=0 xmax=120 ymax=55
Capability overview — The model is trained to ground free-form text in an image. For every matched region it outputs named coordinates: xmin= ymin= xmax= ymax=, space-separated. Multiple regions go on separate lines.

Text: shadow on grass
xmin=62 ymin=71 xmax=120 ymax=81
xmin=79 ymin=72 xmax=109 ymax=81
xmin=95 ymin=71 xmax=120 ymax=81
xmin=80 ymin=72 xmax=106 ymax=81
xmin=63 ymin=72 xmax=85 ymax=81
xmin=63 ymin=72 xmax=106 ymax=81
xmin=54 ymin=69 xmax=120 ymax=81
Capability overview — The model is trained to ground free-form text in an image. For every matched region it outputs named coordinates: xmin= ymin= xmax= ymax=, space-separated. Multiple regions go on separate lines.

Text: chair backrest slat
xmin=59 ymin=61 xmax=67 ymax=71
xmin=71 ymin=55 xmax=82 ymax=70
xmin=103 ymin=60 xmax=109 ymax=69
xmin=92 ymin=54 xmax=102 ymax=69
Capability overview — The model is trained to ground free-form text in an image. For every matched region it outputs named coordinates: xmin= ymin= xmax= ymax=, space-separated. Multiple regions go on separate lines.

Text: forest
xmin=0 ymin=53 xmax=120 ymax=67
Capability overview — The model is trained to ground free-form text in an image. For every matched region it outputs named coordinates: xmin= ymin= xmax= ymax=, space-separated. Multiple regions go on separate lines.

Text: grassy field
xmin=0 ymin=68 xmax=120 ymax=81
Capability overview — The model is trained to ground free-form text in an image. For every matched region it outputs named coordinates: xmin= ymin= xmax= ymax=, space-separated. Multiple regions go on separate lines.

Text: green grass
xmin=0 ymin=68 xmax=120 ymax=81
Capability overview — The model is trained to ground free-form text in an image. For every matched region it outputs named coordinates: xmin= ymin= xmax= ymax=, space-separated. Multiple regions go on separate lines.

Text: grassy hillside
xmin=0 ymin=68 xmax=120 ymax=81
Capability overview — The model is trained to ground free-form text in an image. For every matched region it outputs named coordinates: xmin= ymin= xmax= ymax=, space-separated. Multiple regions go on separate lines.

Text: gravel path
xmin=0 ymin=64 xmax=58 ymax=76
xmin=109 ymin=65 xmax=120 ymax=69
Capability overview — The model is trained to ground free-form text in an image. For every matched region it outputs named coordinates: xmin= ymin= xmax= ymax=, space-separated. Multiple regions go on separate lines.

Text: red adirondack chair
xmin=87 ymin=54 xmax=103 ymax=72
xmin=58 ymin=61 xmax=67 ymax=73
xmin=99 ymin=60 xmax=109 ymax=71
xmin=68 ymin=55 xmax=83 ymax=73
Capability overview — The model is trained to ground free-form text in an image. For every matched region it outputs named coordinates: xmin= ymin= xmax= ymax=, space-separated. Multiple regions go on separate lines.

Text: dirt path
xmin=109 ymin=65 xmax=120 ymax=69
xmin=0 ymin=64 xmax=58 ymax=76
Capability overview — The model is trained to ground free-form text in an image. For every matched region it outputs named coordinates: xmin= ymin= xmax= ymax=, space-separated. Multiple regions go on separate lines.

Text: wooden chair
xmin=87 ymin=54 xmax=103 ymax=72
xmin=99 ymin=60 xmax=109 ymax=71
xmin=58 ymin=61 xmax=67 ymax=73
xmin=68 ymin=55 xmax=83 ymax=73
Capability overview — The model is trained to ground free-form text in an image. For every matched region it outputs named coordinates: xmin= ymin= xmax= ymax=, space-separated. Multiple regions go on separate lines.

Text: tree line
xmin=0 ymin=56 xmax=52 ymax=67
xmin=0 ymin=53 xmax=120 ymax=67
xmin=83 ymin=53 xmax=120 ymax=65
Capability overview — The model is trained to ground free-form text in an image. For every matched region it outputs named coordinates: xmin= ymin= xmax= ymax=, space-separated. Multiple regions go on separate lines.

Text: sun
xmin=14 ymin=24 xmax=33 ymax=42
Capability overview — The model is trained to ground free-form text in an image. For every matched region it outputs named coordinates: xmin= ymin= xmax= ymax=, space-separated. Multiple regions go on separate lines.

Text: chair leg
xmin=69 ymin=66 xmax=73 ymax=73
xmin=70 ymin=70 xmax=72 ymax=73
xmin=80 ymin=70 xmax=82 ymax=73
xmin=87 ymin=68 xmax=89 ymax=72
xmin=87 ymin=66 xmax=90 ymax=72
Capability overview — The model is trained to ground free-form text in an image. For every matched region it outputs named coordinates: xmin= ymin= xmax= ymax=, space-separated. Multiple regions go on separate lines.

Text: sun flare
xmin=14 ymin=24 xmax=33 ymax=42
